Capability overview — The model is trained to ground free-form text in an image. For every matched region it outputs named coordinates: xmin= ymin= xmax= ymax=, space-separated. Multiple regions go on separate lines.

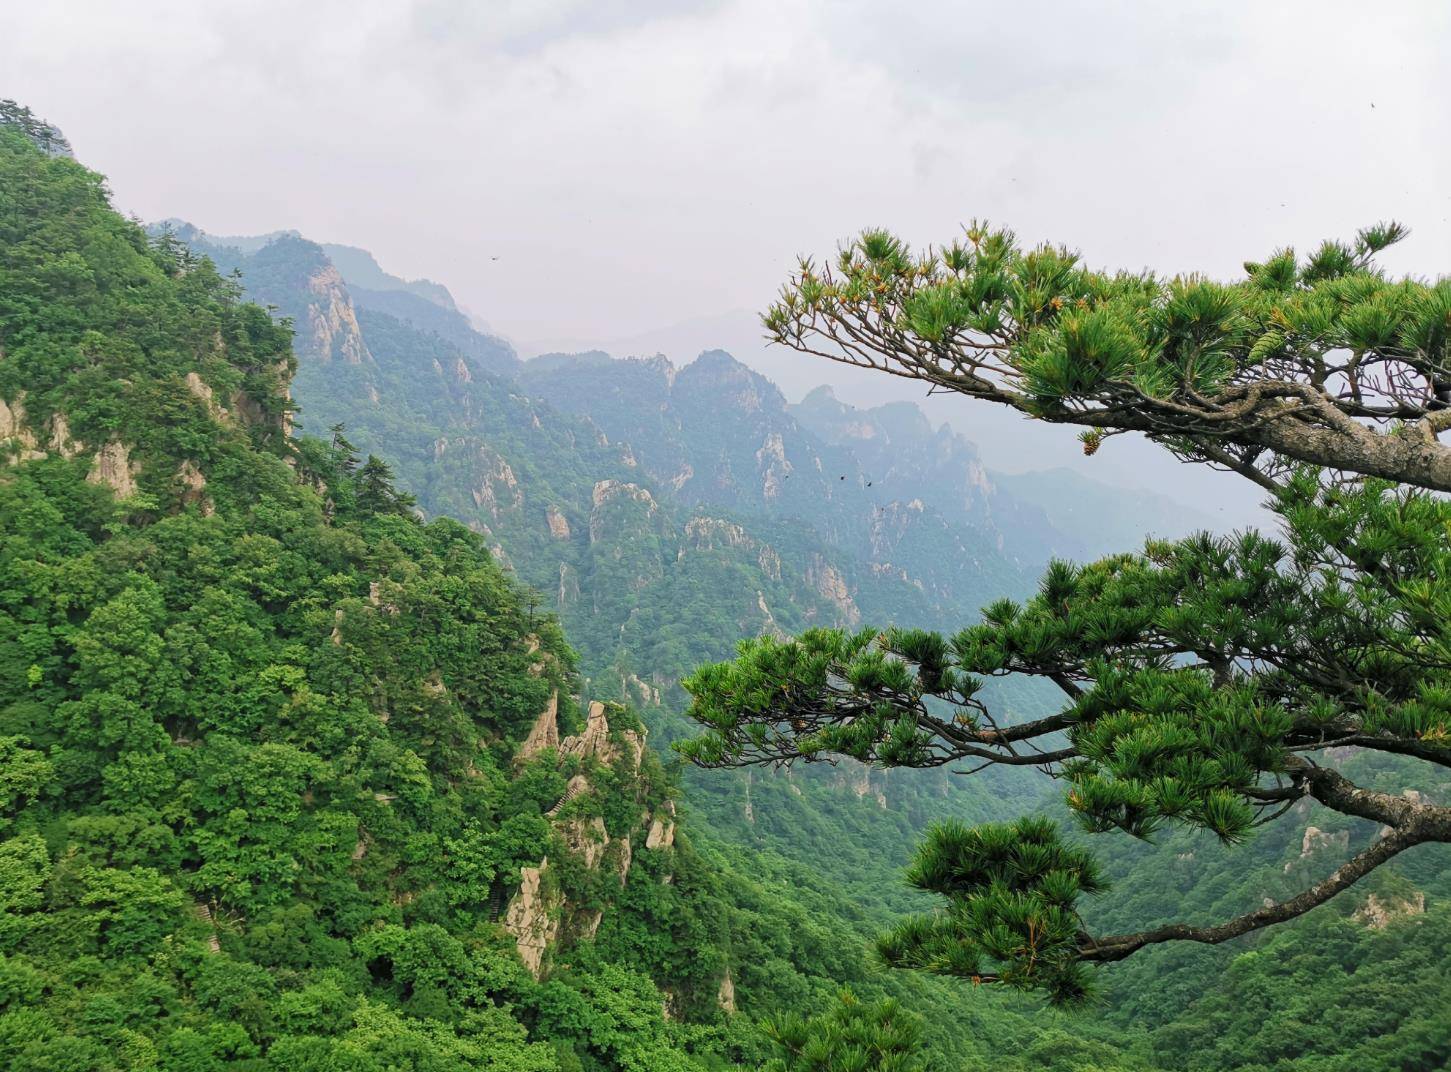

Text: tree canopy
xmin=760 ymin=224 xmax=1451 ymax=494
xmin=683 ymin=225 xmax=1451 ymax=1002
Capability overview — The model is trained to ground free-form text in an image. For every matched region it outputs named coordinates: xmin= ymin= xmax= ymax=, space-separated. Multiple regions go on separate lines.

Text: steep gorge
xmin=92 ymin=132 xmax=1451 ymax=1069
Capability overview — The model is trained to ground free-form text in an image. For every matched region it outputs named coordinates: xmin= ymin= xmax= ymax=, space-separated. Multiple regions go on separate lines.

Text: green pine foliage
xmin=762 ymin=991 xmax=927 ymax=1072
xmin=687 ymin=221 xmax=1451 ymax=1015
xmin=876 ymin=817 xmax=1104 ymax=1002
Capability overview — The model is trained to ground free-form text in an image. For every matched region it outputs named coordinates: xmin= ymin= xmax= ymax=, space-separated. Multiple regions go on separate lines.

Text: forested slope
xmin=126 ymin=140 xmax=1451 ymax=1071
xmin=0 ymin=119 xmax=714 ymax=1071
xmin=0 ymin=111 xmax=1158 ymax=1071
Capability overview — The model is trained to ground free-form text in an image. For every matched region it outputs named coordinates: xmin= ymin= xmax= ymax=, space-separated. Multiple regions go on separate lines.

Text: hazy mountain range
xmin=156 ymin=221 xmax=1218 ymax=711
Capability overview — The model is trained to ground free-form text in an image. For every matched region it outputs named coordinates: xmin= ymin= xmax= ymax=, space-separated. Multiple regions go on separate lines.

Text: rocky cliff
xmin=504 ymin=698 xmax=670 ymax=979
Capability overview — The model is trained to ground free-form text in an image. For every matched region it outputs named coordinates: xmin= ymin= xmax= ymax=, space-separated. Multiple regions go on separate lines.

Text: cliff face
xmin=305 ymin=263 xmax=371 ymax=365
xmin=157 ymin=227 xmax=374 ymax=370
xmin=517 ymin=349 xmax=1038 ymax=635
xmin=504 ymin=700 xmax=668 ymax=979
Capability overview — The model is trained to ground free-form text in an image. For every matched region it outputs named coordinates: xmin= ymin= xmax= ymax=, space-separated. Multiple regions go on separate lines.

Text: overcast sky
xmin=5 ymin=1 xmax=1449 ymax=512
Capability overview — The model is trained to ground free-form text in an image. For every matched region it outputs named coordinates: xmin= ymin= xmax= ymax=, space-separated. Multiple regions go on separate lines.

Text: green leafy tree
xmin=0 ymin=113 xmax=744 ymax=1071
xmin=683 ymin=224 xmax=1451 ymax=1002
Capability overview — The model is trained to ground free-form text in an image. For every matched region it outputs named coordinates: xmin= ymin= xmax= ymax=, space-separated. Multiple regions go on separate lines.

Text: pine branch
xmin=1082 ymin=828 xmax=1418 ymax=962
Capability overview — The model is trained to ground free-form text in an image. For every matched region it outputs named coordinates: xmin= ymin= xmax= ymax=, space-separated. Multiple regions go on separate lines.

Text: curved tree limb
xmin=1082 ymin=828 xmax=1419 ymax=962
xmin=1083 ymin=766 xmax=1451 ymax=961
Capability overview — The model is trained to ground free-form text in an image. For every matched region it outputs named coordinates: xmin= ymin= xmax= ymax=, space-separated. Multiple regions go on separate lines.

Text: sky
xmin=5 ymin=0 xmax=1449 ymax=516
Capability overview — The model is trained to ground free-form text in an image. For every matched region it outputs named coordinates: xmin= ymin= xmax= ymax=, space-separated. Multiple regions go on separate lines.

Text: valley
xmin=2 ymin=98 xmax=1449 ymax=1072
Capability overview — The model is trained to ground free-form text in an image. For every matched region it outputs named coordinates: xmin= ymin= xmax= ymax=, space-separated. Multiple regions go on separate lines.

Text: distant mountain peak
xmin=799 ymin=384 xmax=840 ymax=405
xmin=683 ymin=349 xmax=759 ymax=382
xmin=149 ymin=220 xmax=305 ymax=255
xmin=678 ymin=349 xmax=787 ymax=414
xmin=321 ymin=242 xmax=459 ymax=313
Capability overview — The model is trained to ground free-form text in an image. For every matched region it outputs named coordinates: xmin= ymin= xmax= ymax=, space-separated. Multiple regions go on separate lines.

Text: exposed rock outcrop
xmin=755 ymin=591 xmax=786 ymax=640
xmin=175 ymin=459 xmax=213 ymax=514
xmin=837 ymin=762 xmax=888 ymax=809
xmin=757 ymin=545 xmax=782 ymax=581
xmin=716 ymin=969 xmax=737 ymax=1014
xmin=47 ymin=413 xmax=81 ymax=458
xmin=588 ymin=480 xmax=659 ymax=542
xmin=614 ymin=835 xmax=633 ymax=887
xmin=227 ymin=359 xmax=293 ymax=437
xmin=0 ymin=395 xmax=26 ymax=440
xmin=562 ymin=815 xmax=610 ymax=870
xmin=545 ymin=506 xmax=571 ymax=538
xmin=622 ymin=727 xmax=649 ymax=769
xmin=805 ymin=555 xmax=860 ymax=626
xmin=684 ymin=515 xmax=753 ymax=551
xmin=0 ymin=394 xmax=43 ymax=463
xmin=645 ymin=799 xmax=677 ymax=851
xmin=666 ymin=463 xmax=693 ymax=491
xmin=185 ymin=372 xmax=230 ymax=423
xmin=505 ymin=688 xmax=664 ymax=979
xmin=560 ymin=701 xmax=618 ymax=765
xmin=622 ymin=672 xmax=660 ymax=711
xmin=1288 ymin=823 xmax=1352 ymax=870
xmin=87 ymin=441 xmax=140 ymax=498
xmin=1354 ymin=890 xmax=1426 ymax=929
xmin=503 ymin=860 xmax=560 ymax=979
xmin=557 ymin=561 xmax=580 ymax=610
xmin=306 ymin=265 xmax=371 ymax=365
xmin=517 ymin=691 xmax=560 ymax=761
xmin=755 ymin=431 xmax=793 ymax=501
xmin=470 ymin=448 xmax=522 ymax=518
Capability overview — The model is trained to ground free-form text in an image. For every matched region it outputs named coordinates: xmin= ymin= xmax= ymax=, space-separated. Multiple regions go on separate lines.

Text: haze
xmin=5 ymin=0 xmax=1448 ymax=516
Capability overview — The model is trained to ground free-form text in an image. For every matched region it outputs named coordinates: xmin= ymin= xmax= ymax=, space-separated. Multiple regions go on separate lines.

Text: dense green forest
xmin=5 ymin=100 xmax=1450 ymax=1072
xmin=165 ymin=175 xmax=1451 ymax=1068
xmin=0 ymin=107 xmax=1154 ymax=1071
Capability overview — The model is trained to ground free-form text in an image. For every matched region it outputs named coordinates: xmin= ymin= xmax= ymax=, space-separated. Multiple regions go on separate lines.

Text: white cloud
xmin=3 ymin=0 xmax=1447 ymax=508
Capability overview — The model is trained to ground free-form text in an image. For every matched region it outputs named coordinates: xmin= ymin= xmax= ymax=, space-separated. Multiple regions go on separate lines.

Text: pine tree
xmin=681 ymin=225 xmax=1451 ymax=1002
xmin=329 ymin=422 xmax=360 ymax=474
xmin=355 ymin=453 xmax=416 ymax=516
xmin=763 ymin=991 xmax=928 ymax=1072
xmin=0 ymin=99 xmax=74 ymax=158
